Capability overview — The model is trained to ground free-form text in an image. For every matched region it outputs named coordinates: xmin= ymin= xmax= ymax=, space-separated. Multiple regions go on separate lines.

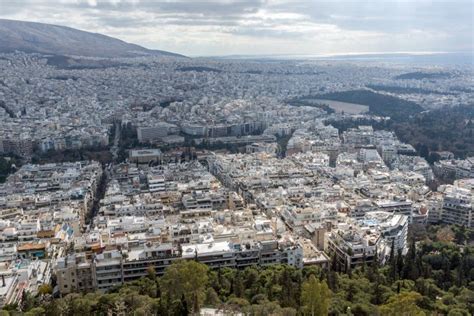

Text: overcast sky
xmin=0 ymin=0 xmax=472 ymax=56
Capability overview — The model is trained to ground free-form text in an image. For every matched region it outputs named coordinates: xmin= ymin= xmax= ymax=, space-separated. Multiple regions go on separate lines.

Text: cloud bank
xmin=0 ymin=0 xmax=472 ymax=56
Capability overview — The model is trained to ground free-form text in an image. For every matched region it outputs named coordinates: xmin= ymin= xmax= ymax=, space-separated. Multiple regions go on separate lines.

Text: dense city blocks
xmin=0 ymin=6 xmax=472 ymax=315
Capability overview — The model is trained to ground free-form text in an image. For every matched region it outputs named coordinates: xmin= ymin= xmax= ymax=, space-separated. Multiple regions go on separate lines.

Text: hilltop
xmin=0 ymin=19 xmax=184 ymax=58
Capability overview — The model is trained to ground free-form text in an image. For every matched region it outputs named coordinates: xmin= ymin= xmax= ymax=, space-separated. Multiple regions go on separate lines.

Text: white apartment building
xmin=374 ymin=198 xmax=413 ymax=222
xmin=441 ymin=187 xmax=472 ymax=228
xmin=55 ymin=238 xmax=303 ymax=294
xmin=361 ymin=211 xmax=408 ymax=254
xmin=327 ymin=223 xmax=382 ymax=272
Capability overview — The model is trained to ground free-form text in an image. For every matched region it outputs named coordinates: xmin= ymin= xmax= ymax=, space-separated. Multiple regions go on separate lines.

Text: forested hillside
xmin=393 ymin=105 xmax=474 ymax=160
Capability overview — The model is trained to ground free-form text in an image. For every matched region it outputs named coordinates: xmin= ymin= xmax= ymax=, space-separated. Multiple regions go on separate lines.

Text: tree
xmin=453 ymin=225 xmax=468 ymax=245
xmin=178 ymin=294 xmax=188 ymax=316
xmin=147 ymin=265 xmax=156 ymax=280
xmin=204 ymin=287 xmax=220 ymax=306
xmin=70 ymin=297 xmax=93 ymax=315
xmin=24 ymin=307 xmax=45 ymax=316
xmin=301 ymin=275 xmax=331 ymax=316
xmin=280 ymin=267 xmax=296 ymax=307
xmin=372 ymin=274 xmax=384 ymax=305
xmin=113 ymin=298 xmax=127 ymax=316
xmin=418 ymin=144 xmax=430 ymax=159
xmin=367 ymin=251 xmax=380 ymax=283
xmin=403 ymin=239 xmax=419 ymax=280
xmin=161 ymin=260 xmax=209 ymax=314
xmin=379 ymin=291 xmax=425 ymax=316
xmin=436 ymin=226 xmax=455 ymax=243
xmin=37 ymin=284 xmax=53 ymax=297
xmin=232 ymin=270 xmax=245 ymax=298
xmin=396 ymin=248 xmax=404 ymax=277
xmin=21 ymin=291 xmax=38 ymax=312
xmin=389 ymin=240 xmax=397 ymax=281
xmin=359 ymin=251 xmax=367 ymax=274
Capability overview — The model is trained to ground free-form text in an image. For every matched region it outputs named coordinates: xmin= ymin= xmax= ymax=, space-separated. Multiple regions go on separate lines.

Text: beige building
xmin=129 ymin=149 xmax=162 ymax=164
xmin=55 ymin=253 xmax=96 ymax=295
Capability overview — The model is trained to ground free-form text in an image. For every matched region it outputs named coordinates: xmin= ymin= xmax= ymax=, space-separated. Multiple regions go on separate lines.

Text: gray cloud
xmin=0 ymin=0 xmax=472 ymax=56
xmin=69 ymin=0 xmax=264 ymax=16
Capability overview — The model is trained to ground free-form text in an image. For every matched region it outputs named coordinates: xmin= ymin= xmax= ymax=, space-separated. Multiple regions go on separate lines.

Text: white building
xmin=441 ymin=186 xmax=472 ymax=228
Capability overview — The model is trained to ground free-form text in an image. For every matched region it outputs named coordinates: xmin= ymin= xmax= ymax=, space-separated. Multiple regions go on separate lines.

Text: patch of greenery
xmin=367 ymin=84 xmax=455 ymax=95
xmin=177 ymin=66 xmax=222 ymax=73
xmin=317 ymin=90 xmax=423 ymax=122
xmin=392 ymin=105 xmax=474 ymax=159
xmin=31 ymin=148 xmax=112 ymax=165
xmin=394 ymin=72 xmax=452 ymax=80
xmin=0 ymin=156 xmax=20 ymax=183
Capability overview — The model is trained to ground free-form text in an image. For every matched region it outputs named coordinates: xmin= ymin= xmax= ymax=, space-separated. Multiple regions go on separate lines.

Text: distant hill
xmin=0 ymin=19 xmax=184 ymax=58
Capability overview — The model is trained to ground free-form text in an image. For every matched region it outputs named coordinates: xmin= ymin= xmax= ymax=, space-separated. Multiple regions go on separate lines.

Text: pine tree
xmin=301 ymin=275 xmax=331 ymax=316
xmin=457 ymin=248 xmax=469 ymax=286
xmin=347 ymin=282 xmax=355 ymax=302
xmin=396 ymin=248 xmax=404 ymax=277
xmin=442 ymin=256 xmax=452 ymax=290
xmin=327 ymin=254 xmax=339 ymax=291
xmin=415 ymin=255 xmax=424 ymax=281
xmin=389 ymin=240 xmax=395 ymax=264
xmin=326 ymin=269 xmax=338 ymax=292
xmin=367 ymin=251 xmax=379 ymax=283
xmin=361 ymin=250 xmax=367 ymax=274
xmin=402 ymin=239 xmax=418 ymax=280
xmin=389 ymin=240 xmax=397 ymax=281
xmin=233 ymin=271 xmax=245 ymax=298
xmin=280 ymin=267 xmax=295 ymax=308
xmin=372 ymin=274 xmax=383 ymax=305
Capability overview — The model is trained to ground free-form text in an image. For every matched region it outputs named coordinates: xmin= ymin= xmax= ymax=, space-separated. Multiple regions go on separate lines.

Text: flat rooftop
xmin=181 ymin=241 xmax=233 ymax=258
xmin=129 ymin=149 xmax=162 ymax=157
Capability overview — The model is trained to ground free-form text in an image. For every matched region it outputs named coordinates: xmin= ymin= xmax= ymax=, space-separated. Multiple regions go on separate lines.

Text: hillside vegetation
xmin=4 ymin=226 xmax=473 ymax=316
xmin=393 ymin=105 xmax=474 ymax=159
xmin=317 ymin=90 xmax=424 ymax=121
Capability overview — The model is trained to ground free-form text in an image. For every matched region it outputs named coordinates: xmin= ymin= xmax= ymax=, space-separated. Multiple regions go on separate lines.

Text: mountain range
xmin=0 ymin=19 xmax=184 ymax=58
